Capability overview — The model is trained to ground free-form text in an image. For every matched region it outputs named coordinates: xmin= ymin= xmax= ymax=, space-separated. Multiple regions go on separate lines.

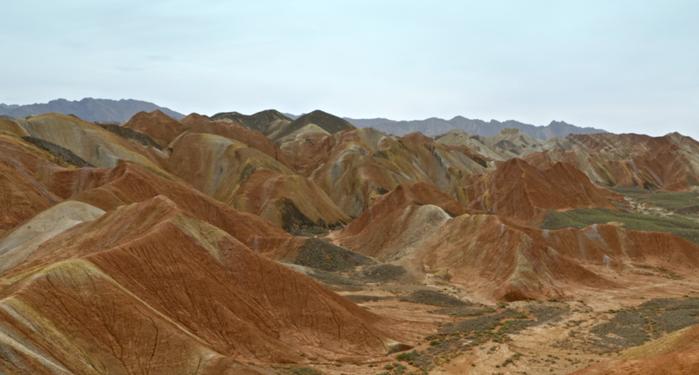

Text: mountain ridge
xmin=1 ymin=98 xmax=605 ymax=139
xmin=0 ymin=98 xmax=184 ymax=123
xmin=346 ymin=116 xmax=607 ymax=140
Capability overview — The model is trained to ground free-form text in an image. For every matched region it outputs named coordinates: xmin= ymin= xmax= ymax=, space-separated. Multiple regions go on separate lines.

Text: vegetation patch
xmin=376 ymin=362 xmax=408 ymax=375
xmin=615 ymin=188 xmax=699 ymax=212
xmin=406 ymin=303 xmax=570 ymax=371
xmin=344 ymin=294 xmax=387 ymax=303
xmin=542 ymin=208 xmax=699 ymax=244
xmin=439 ymin=308 xmax=527 ymax=336
xmin=295 ymin=238 xmax=373 ymax=272
xmin=286 ymin=367 xmax=323 ymax=375
xmin=400 ymin=290 xmax=466 ymax=307
xmin=434 ymin=305 xmax=495 ymax=317
xmin=528 ymin=303 xmax=569 ymax=323
xmin=590 ymin=297 xmax=699 ymax=352
xmin=279 ymin=200 xmax=344 ymax=235
xmin=361 ymin=264 xmax=406 ymax=282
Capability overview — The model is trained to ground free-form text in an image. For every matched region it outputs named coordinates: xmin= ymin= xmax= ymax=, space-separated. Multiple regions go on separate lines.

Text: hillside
xmin=1 ymin=98 xmax=608 ymax=140
xmin=1 ymin=108 xmax=698 ymax=374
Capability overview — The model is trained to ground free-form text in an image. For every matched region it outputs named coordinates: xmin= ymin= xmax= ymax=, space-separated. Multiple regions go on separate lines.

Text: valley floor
xmin=282 ymin=261 xmax=699 ymax=375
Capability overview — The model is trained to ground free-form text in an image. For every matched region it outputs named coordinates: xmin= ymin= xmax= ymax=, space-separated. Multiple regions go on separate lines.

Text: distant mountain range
xmin=0 ymin=98 xmax=606 ymax=139
xmin=346 ymin=117 xmax=607 ymax=139
xmin=0 ymin=98 xmax=183 ymax=123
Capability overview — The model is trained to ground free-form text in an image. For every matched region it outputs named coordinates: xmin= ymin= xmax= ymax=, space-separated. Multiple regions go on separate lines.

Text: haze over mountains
xmin=347 ymin=117 xmax=606 ymax=139
xmin=0 ymin=98 xmax=184 ymax=123
xmin=0 ymin=98 xmax=605 ymax=139
xmin=1 ymin=106 xmax=699 ymax=374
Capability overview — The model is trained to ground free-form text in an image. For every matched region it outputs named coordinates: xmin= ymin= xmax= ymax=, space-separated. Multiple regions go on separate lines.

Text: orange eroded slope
xmin=334 ymin=182 xmax=465 ymax=259
xmin=462 ymin=158 xmax=620 ymax=222
xmin=0 ymin=197 xmax=393 ymax=374
xmin=167 ymin=132 xmax=348 ymax=232
xmin=0 ymin=134 xmax=67 ymax=235
xmin=529 ymin=132 xmax=699 ymax=191
xmin=47 ymin=160 xmax=295 ymax=256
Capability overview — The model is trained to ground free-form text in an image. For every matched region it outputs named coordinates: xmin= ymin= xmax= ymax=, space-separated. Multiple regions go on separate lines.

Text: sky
xmin=1 ymin=0 xmax=698 ymax=138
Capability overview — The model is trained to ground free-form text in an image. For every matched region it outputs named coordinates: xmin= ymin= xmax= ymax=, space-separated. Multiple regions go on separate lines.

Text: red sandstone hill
xmin=334 ymin=182 xmax=465 ymax=259
xmin=180 ymin=113 xmax=284 ymax=161
xmin=412 ymin=215 xmax=699 ymax=301
xmin=124 ymin=111 xmax=285 ymax=162
xmin=165 ymin=132 xmax=349 ymax=232
xmin=17 ymin=113 xmax=162 ymax=169
xmin=0 ymin=197 xmax=395 ymax=374
xmin=528 ymin=132 xmax=699 ymax=191
xmin=336 ymin=181 xmax=699 ymax=301
xmin=462 ymin=158 xmax=621 ymax=222
xmin=52 ymin=160 xmax=296 ymax=256
xmin=3 ymin=110 xmax=699 ymax=373
xmin=123 ymin=110 xmax=186 ymax=147
xmin=0 ymin=134 xmax=70 ymax=235
xmin=301 ymin=128 xmax=488 ymax=217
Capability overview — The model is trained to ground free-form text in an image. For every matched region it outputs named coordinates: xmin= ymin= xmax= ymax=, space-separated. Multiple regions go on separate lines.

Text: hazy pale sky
xmin=1 ymin=0 xmax=698 ymax=138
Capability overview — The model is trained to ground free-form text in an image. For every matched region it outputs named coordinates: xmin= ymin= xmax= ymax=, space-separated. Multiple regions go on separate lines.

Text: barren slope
xmin=462 ymin=158 xmax=620 ymax=222
xmin=0 ymin=197 xmax=395 ymax=374
xmin=19 ymin=113 xmax=159 ymax=168
xmin=306 ymin=129 xmax=487 ymax=217
xmin=167 ymin=132 xmax=348 ymax=232
xmin=529 ymin=132 xmax=699 ymax=191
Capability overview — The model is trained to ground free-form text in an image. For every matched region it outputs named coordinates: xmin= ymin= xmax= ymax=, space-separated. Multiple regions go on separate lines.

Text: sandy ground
xmin=291 ymin=269 xmax=699 ymax=375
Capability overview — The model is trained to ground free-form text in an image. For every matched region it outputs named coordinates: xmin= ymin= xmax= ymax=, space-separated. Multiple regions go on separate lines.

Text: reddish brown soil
xmin=462 ymin=158 xmax=621 ymax=222
xmin=334 ymin=182 xmax=465 ymax=258
xmin=414 ymin=214 xmax=699 ymax=301
xmin=181 ymin=113 xmax=284 ymax=161
xmin=3 ymin=113 xmax=699 ymax=374
xmin=0 ymin=197 xmax=397 ymax=374
xmin=123 ymin=110 xmax=186 ymax=147
xmin=0 ymin=135 xmax=65 ymax=234
xmin=527 ymin=132 xmax=699 ymax=191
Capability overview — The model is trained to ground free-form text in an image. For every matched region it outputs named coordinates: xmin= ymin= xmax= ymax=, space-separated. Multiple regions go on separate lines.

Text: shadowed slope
xmin=17 ymin=113 xmax=160 ymax=169
xmin=167 ymin=132 xmax=348 ymax=232
xmin=306 ymin=129 xmax=487 ymax=217
xmin=233 ymin=169 xmax=350 ymax=234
